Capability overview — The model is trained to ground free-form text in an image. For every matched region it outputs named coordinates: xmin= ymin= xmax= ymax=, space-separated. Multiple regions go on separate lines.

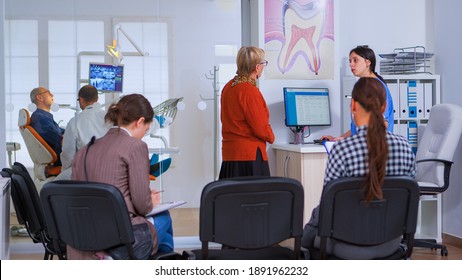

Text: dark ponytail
xmin=351 ymin=78 xmax=388 ymax=202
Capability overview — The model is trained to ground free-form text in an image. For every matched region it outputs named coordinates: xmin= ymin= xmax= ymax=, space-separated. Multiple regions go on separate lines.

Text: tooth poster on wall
xmin=264 ymin=0 xmax=334 ymax=80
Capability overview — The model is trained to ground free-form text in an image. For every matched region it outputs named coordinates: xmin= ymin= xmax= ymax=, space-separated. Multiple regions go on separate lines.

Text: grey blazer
xmin=69 ymin=127 xmax=158 ymax=259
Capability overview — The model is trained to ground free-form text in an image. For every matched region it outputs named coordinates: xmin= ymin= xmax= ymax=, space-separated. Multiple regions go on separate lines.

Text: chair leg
xmin=414 ymin=239 xmax=448 ymax=256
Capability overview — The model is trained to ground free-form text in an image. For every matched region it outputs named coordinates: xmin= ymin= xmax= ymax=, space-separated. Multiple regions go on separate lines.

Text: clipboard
xmin=146 ymin=200 xmax=186 ymax=217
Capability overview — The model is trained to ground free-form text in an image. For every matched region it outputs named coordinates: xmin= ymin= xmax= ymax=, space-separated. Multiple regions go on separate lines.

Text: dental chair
xmin=149 ymin=97 xmax=184 ymax=179
xmin=18 ymin=108 xmax=61 ymax=189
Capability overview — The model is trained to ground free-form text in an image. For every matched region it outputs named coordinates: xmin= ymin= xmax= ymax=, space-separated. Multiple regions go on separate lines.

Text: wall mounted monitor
xmin=283 ymin=87 xmax=331 ymax=129
xmin=89 ymin=63 xmax=124 ymax=92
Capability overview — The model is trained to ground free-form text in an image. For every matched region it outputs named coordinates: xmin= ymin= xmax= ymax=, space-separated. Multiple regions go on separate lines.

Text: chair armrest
xmin=416 ymin=158 xmax=453 ymax=193
xmin=416 ymin=158 xmax=453 ymax=165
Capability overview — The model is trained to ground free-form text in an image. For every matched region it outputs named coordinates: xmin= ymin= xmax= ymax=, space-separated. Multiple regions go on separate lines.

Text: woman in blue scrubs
xmin=322 ymin=45 xmax=394 ymax=140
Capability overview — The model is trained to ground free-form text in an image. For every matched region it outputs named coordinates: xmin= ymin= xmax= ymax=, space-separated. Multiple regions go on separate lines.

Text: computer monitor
xmin=88 ymin=63 xmax=124 ymax=93
xmin=283 ymin=87 xmax=331 ymax=131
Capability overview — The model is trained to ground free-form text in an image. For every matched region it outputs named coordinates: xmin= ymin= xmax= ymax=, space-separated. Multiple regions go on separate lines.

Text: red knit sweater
xmin=220 ymin=80 xmax=275 ymax=161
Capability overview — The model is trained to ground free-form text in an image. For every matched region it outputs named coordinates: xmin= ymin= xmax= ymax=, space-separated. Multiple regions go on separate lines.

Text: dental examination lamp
xmin=106 ymin=24 xmax=149 ymax=62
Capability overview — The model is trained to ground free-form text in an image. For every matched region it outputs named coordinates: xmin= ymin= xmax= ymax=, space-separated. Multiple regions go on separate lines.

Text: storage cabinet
xmin=273 ymin=144 xmax=327 ymax=223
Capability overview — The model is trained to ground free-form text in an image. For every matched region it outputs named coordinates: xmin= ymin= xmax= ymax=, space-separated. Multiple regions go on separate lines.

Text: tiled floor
xmin=8 ymin=208 xmax=462 ymax=260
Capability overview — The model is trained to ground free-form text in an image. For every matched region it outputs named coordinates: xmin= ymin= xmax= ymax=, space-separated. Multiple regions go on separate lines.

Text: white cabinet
xmin=417 ymin=194 xmax=442 ymax=242
xmin=273 ymin=144 xmax=327 ymax=224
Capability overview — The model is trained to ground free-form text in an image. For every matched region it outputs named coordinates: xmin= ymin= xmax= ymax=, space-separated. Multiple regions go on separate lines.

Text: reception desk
xmin=272 ymin=144 xmax=328 ymax=223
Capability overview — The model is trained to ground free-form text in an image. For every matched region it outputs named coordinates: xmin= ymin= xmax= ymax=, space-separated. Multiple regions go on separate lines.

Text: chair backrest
xmin=1 ymin=163 xmax=47 ymax=238
xmin=1 ymin=168 xmax=27 ymax=226
xmin=18 ymin=108 xmax=57 ymax=165
xmin=317 ymin=176 xmax=420 ymax=259
xmin=40 ymin=180 xmax=136 ymax=257
xmin=416 ymin=104 xmax=462 ymax=187
xmin=199 ymin=177 xmax=304 ymax=251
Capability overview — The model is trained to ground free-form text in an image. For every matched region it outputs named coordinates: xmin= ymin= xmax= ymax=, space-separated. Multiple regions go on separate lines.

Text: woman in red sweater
xmin=219 ymin=46 xmax=275 ymax=179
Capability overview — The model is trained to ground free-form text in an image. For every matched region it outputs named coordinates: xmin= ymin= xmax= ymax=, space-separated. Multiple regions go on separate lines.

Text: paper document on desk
xmin=323 ymin=141 xmax=336 ymax=155
xmin=146 ymin=201 xmax=186 ymax=217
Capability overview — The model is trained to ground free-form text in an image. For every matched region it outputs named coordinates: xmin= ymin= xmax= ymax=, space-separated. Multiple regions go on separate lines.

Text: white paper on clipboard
xmin=323 ymin=141 xmax=336 ymax=155
xmin=146 ymin=201 xmax=186 ymax=217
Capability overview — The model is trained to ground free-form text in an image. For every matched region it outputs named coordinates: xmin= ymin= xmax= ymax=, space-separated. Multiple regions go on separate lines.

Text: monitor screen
xmin=283 ymin=87 xmax=331 ymax=127
xmin=89 ymin=63 xmax=124 ymax=92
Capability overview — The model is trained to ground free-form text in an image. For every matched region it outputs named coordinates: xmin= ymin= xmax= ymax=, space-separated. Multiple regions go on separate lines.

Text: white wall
xmin=434 ymin=0 xmax=462 ymax=238
xmin=257 ymin=0 xmax=433 ymax=173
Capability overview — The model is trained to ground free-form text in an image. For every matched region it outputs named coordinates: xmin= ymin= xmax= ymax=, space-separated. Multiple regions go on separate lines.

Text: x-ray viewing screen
xmin=89 ymin=63 xmax=124 ymax=92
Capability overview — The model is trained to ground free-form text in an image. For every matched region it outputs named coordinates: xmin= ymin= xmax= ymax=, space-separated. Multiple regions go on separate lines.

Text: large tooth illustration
xmin=280 ymin=0 xmax=325 ymax=75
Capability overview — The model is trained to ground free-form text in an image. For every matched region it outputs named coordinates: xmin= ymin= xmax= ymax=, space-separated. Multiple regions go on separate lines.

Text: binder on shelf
xmin=423 ymin=83 xmax=433 ymax=118
xmin=388 ymin=82 xmax=399 ymax=120
xmin=397 ymin=120 xmax=418 ymax=154
xmin=408 ymin=121 xmax=418 ymax=154
xmin=399 ymin=80 xmax=423 ymax=119
xmin=407 ymin=81 xmax=418 ymax=118
xmin=398 ymin=121 xmax=408 ymax=139
xmin=416 ymin=82 xmax=424 ymax=118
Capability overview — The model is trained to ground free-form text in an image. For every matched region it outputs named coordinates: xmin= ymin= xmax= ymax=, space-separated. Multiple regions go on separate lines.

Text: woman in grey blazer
xmin=70 ymin=94 xmax=173 ymax=259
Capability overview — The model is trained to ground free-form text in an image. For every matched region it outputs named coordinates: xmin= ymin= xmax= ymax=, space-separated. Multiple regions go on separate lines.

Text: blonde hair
xmin=236 ymin=46 xmax=265 ymax=77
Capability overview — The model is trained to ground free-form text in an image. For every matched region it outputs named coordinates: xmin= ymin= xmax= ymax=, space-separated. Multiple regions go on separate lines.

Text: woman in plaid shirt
xmin=302 ymin=77 xmax=416 ymax=259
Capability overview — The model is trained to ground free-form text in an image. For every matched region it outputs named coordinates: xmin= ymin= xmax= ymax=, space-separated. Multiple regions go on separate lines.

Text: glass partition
xmin=3 ymin=0 xmax=241 ymax=254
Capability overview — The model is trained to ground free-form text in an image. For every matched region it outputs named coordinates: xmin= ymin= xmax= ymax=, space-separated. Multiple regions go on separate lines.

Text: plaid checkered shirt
xmin=324 ymin=126 xmax=416 ymax=187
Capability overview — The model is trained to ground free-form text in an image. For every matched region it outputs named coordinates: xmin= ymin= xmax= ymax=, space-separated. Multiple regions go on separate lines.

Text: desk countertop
xmin=272 ymin=143 xmax=326 ymax=153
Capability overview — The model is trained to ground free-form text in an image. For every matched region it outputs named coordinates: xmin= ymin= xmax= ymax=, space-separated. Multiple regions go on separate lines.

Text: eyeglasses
xmin=259 ymin=60 xmax=268 ymax=67
xmin=39 ymin=90 xmax=52 ymax=96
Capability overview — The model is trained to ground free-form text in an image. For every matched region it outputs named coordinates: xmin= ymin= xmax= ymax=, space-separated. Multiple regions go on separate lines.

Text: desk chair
xmin=1 ymin=162 xmax=65 ymax=260
xmin=40 ymin=180 xmax=182 ymax=260
xmin=18 ymin=109 xmax=61 ymax=188
xmin=414 ymin=103 xmax=462 ymax=256
xmin=184 ymin=176 xmax=306 ymax=260
xmin=307 ymin=176 xmax=420 ymax=260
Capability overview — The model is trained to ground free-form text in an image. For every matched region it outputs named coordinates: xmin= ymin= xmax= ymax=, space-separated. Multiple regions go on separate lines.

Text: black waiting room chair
xmin=40 ymin=180 xmax=183 ymax=260
xmin=1 ymin=162 xmax=66 ymax=260
xmin=306 ymin=176 xmax=420 ymax=260
xmin=184 ymin=176 xmax=306 ymax=260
